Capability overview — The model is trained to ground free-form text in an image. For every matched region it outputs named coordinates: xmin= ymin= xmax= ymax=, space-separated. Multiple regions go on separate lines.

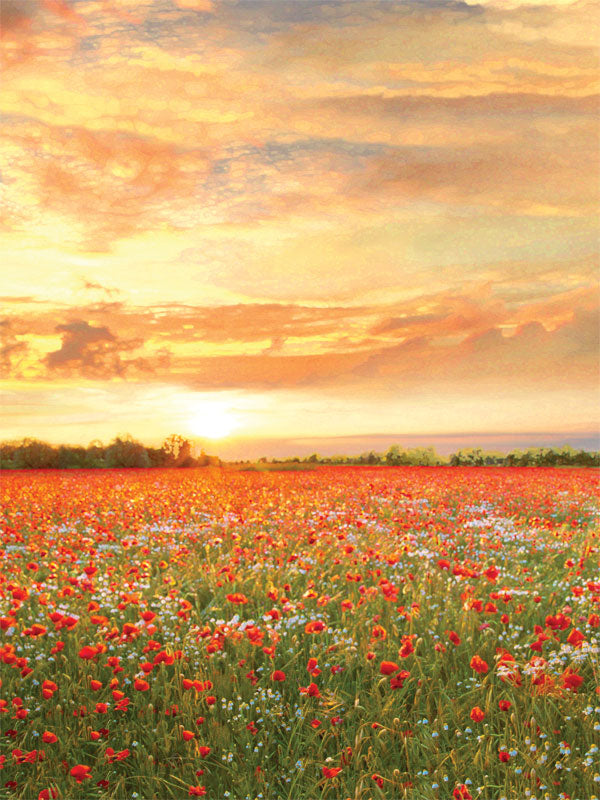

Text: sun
xmin=188 ymin=404 xmax=237 ymax=440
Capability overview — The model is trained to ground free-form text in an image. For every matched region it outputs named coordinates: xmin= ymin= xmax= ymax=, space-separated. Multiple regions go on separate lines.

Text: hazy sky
xmin=1 ymin=0 xmax=598 ymax=457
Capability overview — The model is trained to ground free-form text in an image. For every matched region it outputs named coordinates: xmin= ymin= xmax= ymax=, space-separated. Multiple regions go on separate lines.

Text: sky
xmin=1 ymin=0 xmax=598 ymax=459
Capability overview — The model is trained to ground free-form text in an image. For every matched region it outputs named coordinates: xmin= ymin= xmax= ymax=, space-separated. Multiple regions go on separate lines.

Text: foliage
xmin=450 ymin=446 xmax=600 ymax=468
xmin=0 ymin=437 xmax=221 ymax=470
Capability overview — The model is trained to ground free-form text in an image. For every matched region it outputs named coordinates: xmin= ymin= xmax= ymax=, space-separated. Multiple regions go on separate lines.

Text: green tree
xmin=105 ymin=436 xmax=150 ymax=468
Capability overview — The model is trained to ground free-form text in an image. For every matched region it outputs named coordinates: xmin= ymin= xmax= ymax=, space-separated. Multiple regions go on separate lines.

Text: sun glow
xmin=188 ymin=403 xmax=238 ymax=440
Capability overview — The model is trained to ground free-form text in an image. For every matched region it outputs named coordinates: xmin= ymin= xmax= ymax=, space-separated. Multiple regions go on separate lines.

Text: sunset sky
xmin=1 ymin=0 xmax=598 ymax=459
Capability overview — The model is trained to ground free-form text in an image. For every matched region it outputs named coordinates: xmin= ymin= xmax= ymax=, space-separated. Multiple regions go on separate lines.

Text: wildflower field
xmin=1 ymin=466 xmax=598 ymax=800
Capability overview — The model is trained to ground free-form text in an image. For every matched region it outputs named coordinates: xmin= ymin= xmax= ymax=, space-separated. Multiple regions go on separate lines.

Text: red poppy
xmin=38 ymin=790 xmax=58 ymax=800
xmin=271 ymin=670 xmax=286 ymax=682
xmin=322 ymin=766 xmax=342 ymax=779
xmin=305 ymin=620 xmax=326 ymax=634
xmin=561 ymin=669 xmax=583 ymax=692
xmin=226 ymin=593 xmax=248 ymax=604
xmin=390 ymin=670 xmax=410 ymax=690
xmin=398 ymin=636 xmax=415 ymax=658
xmin=566 ymin=628 xmax=585 ymax=648
xmin=470 ymin=706 xmax=485 ymax=722
xmin=70 ymin=765 xmax=92 ymax=783
xmin=380 ymin=660 xmax=400 ymax=676
xmin=470 ymin=654 xmax=488 ymax=674
xmin=453 ymin=785 xmax=473 ymax=800
xmin=41 ymin=732 xmax=57 ymax=744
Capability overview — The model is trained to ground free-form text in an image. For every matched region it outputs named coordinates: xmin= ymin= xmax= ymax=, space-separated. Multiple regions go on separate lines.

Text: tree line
xmin=0 ymin=437 xmax=598 ymax=470
xmin=0 ymin=435 xmax=220 ymax=470
xmin=246 ymin=444 xmax=599 ymax=468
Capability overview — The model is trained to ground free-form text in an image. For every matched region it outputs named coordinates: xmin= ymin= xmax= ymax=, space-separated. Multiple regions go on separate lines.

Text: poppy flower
xmin=561 ymin=669 xmax=583 ymax=692
xmin=38 ymin=790 xmax=58 ymax=800
xmin=470 ymin=706 xmax=485 ymax=722
xmin=271 ymin=670 xmax=286 ymax=682
xmin=41 ymin=732 xmax=57 ymax=744
xmin=322 ymin=766 xmax=342 ymax=779
xmin=226 ymin=593 xmax=248 ymax=604
xmin=498 ymin=700 xmax=511 ymax=711
xmin=398 ymin=636 xmax=415 ymax=658
xmin=305 ymin=620 xmax=326 ymax=634
xmin=498 ymin=750 xmax=510 ymax=762
xmin=134 ymin=679 xmax=149 ymax=691
xmin=182 ymin=730 xmax=195 ymax=741
xmin=469 ymin=655 xmax=488 ymax=674
xmin=380 ymin=661 xmax=400 ymax=676
xmin=198 ymin=746 xmax=211 ymax=757
xmin=453 ymin=785 xmax=473 ymax=800
xmin=70 ymin=765 xmax=92 ymax=783
xmin=566 ymin=628 xmax=585 ymax=648
xmin=78 ymin=646 xmax=97 ymax=660
xmin=390 ymin=670 xmax=410 ymax=690
xmin=188 ymin=787 xmax=206 ymax=796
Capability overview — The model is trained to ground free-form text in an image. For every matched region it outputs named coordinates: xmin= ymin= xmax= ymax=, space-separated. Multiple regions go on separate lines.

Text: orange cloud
xmin=44 ymin=319 xmax=170 ymax=379
xmin=172 ymin=0 xmax=214 ymax=10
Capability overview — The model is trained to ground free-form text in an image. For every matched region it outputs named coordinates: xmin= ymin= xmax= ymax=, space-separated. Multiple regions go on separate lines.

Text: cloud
xmin=352 ymin=305 xmax=600 ymax=390
xmin=44 ymin=319 xmax=167 ymax=378
xmin=81 ymin=278 xmax=121 ymax=298
xmin=172 ymin=0 xmax=215 ymax=10
xmin=0 ymin=1 xmax=35 ymax=32
xmin=0 ymin=320 xmax=30 ymax=378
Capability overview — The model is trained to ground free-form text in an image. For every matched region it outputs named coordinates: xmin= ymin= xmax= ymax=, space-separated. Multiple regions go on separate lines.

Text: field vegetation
xmin=1 ymin=466 xmax=599 ymax=800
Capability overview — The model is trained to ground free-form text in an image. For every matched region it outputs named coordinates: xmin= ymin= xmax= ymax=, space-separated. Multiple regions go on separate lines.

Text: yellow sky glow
xmin=0 ymin=0 xmax=598 ymax=457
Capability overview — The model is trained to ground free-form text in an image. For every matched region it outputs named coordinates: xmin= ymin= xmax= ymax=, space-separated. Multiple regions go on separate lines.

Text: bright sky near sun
xmin=0 ymin=0 xmax=598 ymax=457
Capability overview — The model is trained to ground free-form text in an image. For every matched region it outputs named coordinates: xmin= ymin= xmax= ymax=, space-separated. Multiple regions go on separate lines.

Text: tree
xmin=85 ymin=440 xmax=106 ymax=468
xmin=161 ymin=434 xmax=193 ymax=467
xmin=105 ymin=436 xmax=150 ymax=468
xmin=15 ymin=438 xmax=58 ymax=469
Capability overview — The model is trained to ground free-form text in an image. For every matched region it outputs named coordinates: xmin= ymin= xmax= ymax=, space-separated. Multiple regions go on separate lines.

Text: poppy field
xmin=1 ymin=466 xmax=599 ymax=800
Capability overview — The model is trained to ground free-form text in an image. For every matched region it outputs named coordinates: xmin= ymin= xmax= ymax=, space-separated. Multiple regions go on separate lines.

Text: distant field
xmin=1 ymin=467 xmax=599 ymax=800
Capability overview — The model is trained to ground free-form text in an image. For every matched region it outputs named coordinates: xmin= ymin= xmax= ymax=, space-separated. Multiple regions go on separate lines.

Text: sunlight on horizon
xmin=187 ymin=403 xmax=239 ymax=440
